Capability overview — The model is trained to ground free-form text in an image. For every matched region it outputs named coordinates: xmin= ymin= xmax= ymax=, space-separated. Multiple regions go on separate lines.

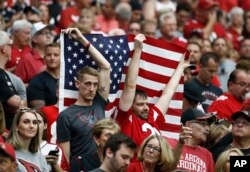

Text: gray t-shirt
xmin=16 ymin=149 xmax=50 ymax=172
xmin=57 ymin=93 xmax=108 ymax=159
xmin=6 ymin=71 xmax=27 ymax=100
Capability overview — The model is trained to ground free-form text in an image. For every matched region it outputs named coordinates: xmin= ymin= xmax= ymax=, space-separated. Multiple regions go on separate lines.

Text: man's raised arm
xmin=155 ymin=54 xmax=189 ymax=115
xmin=118 ymin=34 xmax=146 ymax=111
xmin=62 ymin=28 xmax=111 ymax=100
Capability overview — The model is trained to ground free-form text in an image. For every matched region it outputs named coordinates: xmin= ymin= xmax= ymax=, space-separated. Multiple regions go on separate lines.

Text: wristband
xmin=85 ymin=42 xmax=91 ymax=51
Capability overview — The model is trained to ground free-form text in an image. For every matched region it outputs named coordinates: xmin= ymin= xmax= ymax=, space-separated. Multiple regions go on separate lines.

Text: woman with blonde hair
xmin=127 ymin=135 xmax=176 ymax=172
xmin=215 ymin=147 xmax=244 ymax=172
xmin=7 ymin=108 xmax=50 ymax=171
xmin=92 ymin=117 xmax=120 ymax=161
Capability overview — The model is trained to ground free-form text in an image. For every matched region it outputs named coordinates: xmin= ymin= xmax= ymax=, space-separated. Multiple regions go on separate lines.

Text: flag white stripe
xmin=125 ymin=58 xmax=176 ymax=76
xmin=59 ymin=33 xmax=66 ymax=113
xmin=129 ymin=42 xmax=183 ymax=61
xmin=160 ymin=130 xmax=180 ymax=139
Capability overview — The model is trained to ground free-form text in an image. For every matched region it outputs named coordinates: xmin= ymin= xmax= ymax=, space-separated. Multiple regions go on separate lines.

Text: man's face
xmin=160 ymin=17 xmax=177 ymax=38
xmin=0 ymin=156 xmax=17 ymax=172
xmin=101 ymin=0 xmax=115 ymax=19
xmin=176 ymin=10 xmax=191 ymax=27
xmin=143 ymin=24 xmax=156 ymax=38
xmin=14 ymin=27 xmax=31 ymax=46
xmin=240 ymin=39 xmax=250 ymax=59
xmin=132 ymin=94 xmax=149 ymax=120
xmin=212 ymin=38 xmax=227 ymax=58
xmin=128 ymin=22 xmax=141 ymax=35
xmin=109 ymin=144 xmax=135 ymax=172
xmin=33 ymin=29 xmax=53 ymax=46
xmin=187 ymin=119 xmax=210 ymax=144
xmin=44 ymin=46 xmax=60 ymax=70
xmin=228 ymin=71 xmax=250 ymax=102
xmin=187 ymin=43 xmax=201 ymax=65
xmin=232 ymin=116 xmax=250 ymax=139
xmin=75 ymin=74 xmax=99 ymax=102
xmin=199 ymin=58 xmax=218 ymax=85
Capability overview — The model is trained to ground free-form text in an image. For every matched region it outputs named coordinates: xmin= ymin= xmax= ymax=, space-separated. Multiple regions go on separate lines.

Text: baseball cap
xmin=181 ymin=108 xmax=216 ymax=124
xmin=184 ymin=81 xmax=205 ymax=103
xmin=31 ymin=22 xmax=53 ymax=37
xmin=0 ymin=142 xmax=16 ymax=162
xmin=197 ymin=0 xmax=218 ymax=10
xmin=231 ymin=110 xmax=250 ymax=122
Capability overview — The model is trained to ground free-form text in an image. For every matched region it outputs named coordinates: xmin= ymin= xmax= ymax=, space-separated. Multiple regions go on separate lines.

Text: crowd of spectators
xmin=1 ymin=0 xmax=250 ymax=172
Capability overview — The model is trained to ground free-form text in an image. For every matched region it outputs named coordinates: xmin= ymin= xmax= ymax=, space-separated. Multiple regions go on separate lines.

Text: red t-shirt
xmin=167 ymin=138 xmax=215 ymax=172
xmin=114 ymin=106 xmax=165 ymax=147
xmin=127 ymin=162 xmax=144 ymax=172
xmin=239 ymin=0 xmax=250 ymax=10
xmin=183 ymin=19 xmax=227 ymax=40
xmin=227 ymin=27 xmax=244 ymax=52
xmin=208 ymin=92 xmax=242 ymax=121
xmin=214 ymin=0 xmax=238 ymax=12
xmin=15 ymin=49 xmax=45 ymax=83
xmin=40 ymin=105 xmax=59 ymax=144
xmin=95 ymin=15 xmax=119 ymax=34
xmin=58 ymin=7 xmax=80 ymax=30
xmin=6 ymin=45 xmax=32 ymax=70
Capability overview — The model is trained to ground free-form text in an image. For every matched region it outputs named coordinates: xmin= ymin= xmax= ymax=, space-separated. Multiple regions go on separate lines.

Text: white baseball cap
xmin=31 ymin=22 xmax=53 ymax=37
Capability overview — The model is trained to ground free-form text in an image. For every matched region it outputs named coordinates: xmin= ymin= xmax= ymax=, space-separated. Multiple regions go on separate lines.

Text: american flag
xmin=59 ymin=33 xmax=187 ymax=139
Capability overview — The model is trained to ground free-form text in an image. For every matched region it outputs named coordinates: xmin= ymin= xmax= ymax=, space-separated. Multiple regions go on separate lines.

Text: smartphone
xmin=48 ymin=149 xmax=59 ymax=156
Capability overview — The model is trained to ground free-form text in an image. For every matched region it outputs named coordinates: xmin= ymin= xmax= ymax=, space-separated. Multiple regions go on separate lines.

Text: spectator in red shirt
xmin=95 ymin=0 xmax=119 ymax=34
xmin=57 ymin=0 xmax=91 ymax=30
xmin=159 ymin=12 xmax=187 ymax=48
xmin=208 ymin=69 xmax=250 ymax=120
xmin=183 ymin=0 xmax=227 ymax=41
xmin=6 ymin=19 xmax=32 ymax=73
xmin=227 ymin=7 xmax=244 ymax=52
xmin=15 ymin=22 xmax=54 ymax=84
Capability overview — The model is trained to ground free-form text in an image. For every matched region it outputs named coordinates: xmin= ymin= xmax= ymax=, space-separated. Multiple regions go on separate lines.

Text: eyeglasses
xmin=189 ymin=120 xmax=208 ymax=126
xmin=145 ymin=144 xmax=161 ymax=153
xmin=232 ymin=120 xmax=250 ymax=127
xmin=232 ymin=81 xmax=250 ymax=88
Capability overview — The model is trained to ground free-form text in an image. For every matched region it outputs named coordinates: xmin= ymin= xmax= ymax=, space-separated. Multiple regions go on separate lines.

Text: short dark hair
xmin=102 ymin=133 xmax=136 ymax=158
xmin=199 ymin=52 xmax=219 ymax=67
xmin=135 ymin=89 xmax=147 ymax=100
xmin=45 ymin=42 xmax=60 ymax=53
xmin=227 ymin=69 xmax=247 ymax=86
xmin=176 ymin=2 xmax=192 ymax=13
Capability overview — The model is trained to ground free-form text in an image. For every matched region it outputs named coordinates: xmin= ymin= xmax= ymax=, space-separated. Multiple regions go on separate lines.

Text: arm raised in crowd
xmin=62 ymin=28 xmax=111 ymax=100
xmin=155 ymin=54 xmax=189 ymax=115
xmin=118 ymin=34 xmax=146 ymax=111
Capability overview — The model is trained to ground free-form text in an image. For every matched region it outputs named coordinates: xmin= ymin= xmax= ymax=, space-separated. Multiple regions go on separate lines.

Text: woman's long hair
xmin=7 ymin=108 xmax=40 ymax=153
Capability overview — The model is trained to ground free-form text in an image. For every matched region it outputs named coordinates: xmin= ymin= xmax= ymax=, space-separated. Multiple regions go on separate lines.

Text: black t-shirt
xmin=27 ymin=71 xmax=58 ymax=106
xmin=0 ymin=68 xmax=17 ymax=129
xmin=0 ymin=68 xmax=16 ymax=102
xmin=188 ymin=78 xmax=223 ymax=112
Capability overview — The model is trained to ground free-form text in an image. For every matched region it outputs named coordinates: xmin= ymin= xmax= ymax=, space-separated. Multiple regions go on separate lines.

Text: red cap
xmin=197 ymin=0 xmax=218 ymax=10
xmin=0 ymin=142 xmax=16 ymax=161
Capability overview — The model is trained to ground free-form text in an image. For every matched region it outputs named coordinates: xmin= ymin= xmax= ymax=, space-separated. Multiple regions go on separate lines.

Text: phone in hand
xmin=48 ymin=149 xmax=59 ymax=156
